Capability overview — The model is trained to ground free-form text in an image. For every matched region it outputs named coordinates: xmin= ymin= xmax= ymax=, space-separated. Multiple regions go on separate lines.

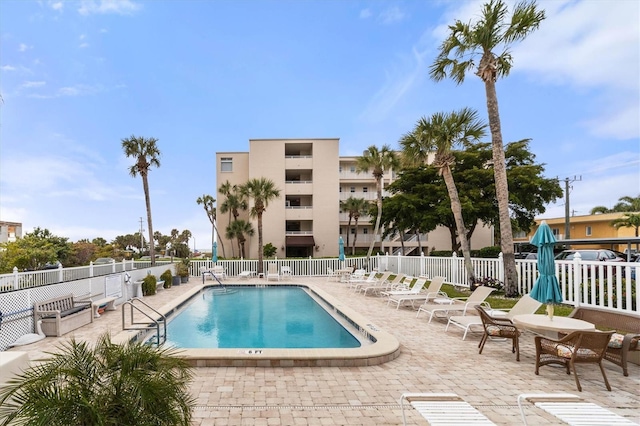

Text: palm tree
xmin=356 ymin=145 xmax=399 ymax=265
xmin=196 ymin=194 xmax=226 ymax=259
xmin=350 ymin=198 xmax=370 ymax=255
xmin=612 ymin=213 xmax=640 ymax=252
xmin=121 ymin=135 xmax=161 ymax=266
xmin=592 ymin=195 xmax=640 ymax=214
xmin=0 ymin=333 xmax=194 ymax=425
xmin=429 ymin=0 xmax=545 ymax=296
xmin=226 ymin=219 xmax=255 ymax=258
xmin=240 ymin=177 xmax=281 ymax=274
xmin=219 ymin=181 xmax=248 ymax=257
xmin=401 ymin=108 xmax=487 ymax=286
xmin=340 ymin=196 xmax=369 ymax=253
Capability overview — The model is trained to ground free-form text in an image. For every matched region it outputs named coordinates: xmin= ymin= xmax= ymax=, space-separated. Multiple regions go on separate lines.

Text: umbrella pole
xmin=546 ymin=304 xmax=554 ymax=321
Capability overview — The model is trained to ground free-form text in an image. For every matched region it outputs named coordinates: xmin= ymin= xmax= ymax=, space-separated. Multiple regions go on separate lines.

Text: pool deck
xmin=5 ymin=276 xmax=640 ymax=425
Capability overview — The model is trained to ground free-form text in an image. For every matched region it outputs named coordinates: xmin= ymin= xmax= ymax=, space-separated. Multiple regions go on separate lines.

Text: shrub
xmin=475 ymin=246 xmax=502 ymax=258
xmin=160 ymin=269 xmax=173 ymax=289
xmin=142 ymin=274 xmax=157 ymax=296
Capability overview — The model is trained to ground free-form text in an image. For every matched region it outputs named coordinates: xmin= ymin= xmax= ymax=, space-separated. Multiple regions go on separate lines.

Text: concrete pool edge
xmin=114 ymin=282 xmax=401 ymax=367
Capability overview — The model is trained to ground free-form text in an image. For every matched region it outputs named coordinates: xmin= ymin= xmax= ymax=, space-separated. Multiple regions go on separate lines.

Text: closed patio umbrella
xmin=529 ymin=221 xmax=563 ymax=319
xmin=212 ymin=241 xmax=218 ymax=263
xmin=338 ymin=236 xmax=345 ymax=262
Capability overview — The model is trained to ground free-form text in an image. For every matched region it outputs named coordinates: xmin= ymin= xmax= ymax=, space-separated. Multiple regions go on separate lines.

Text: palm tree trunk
xmin=142 ymin=174 xmax=155 ymax=266
xmin=366 ymin=178 xmax=382 ymax=265
xmin=257 ymin=213 xmax=264 ymax=274
xmin=213 ymin=220 xmax=226 ymax=259
xmin=442 ymin=167 xmax=475 ymax=285
xmin=485 ymin=80 xmax=518 ymax=296
xmin=352 ymin=218 xmax=359 ymax=255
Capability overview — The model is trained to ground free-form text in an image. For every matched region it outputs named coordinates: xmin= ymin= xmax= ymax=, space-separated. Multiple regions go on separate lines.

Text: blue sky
xmin=1 ymin=0 xmax=638 ymax=251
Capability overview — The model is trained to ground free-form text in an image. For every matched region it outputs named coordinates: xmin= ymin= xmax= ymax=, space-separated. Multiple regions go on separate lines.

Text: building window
xmin=220 ymin=157 xmax=233 ymax=172
xmin=586 ymin=226 xmax=592 ymax=236
xmin=350 ymin=187 xmax=355 ymax=193
xmin=339 ymin=186 xmax=342 ymax=192
xmin=363 ymin=228 xmax=368 ymax=234
xmin=552 ymin=228 xmax=559 ymax=237
xmin=339 ymin=166 xmax=342 ymax=173
xmin=350 ymin=166 xmax=356 ymax=173
xmin=350 ymin=228 xmax=355 ymax=234
xmin=363 ymin=187 xmax=368 ymax=193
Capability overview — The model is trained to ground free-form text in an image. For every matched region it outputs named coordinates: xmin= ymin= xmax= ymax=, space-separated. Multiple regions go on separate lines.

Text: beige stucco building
xmin=0 ymin=221 xmax=22 ymax=244
xmin=216 ymin=138 xmax=493 ymax=259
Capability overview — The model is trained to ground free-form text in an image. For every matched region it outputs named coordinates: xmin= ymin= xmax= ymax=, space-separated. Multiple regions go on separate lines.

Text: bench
xmin=34 ymin=294 xmax=93 ymax=337
xmin=91 ymin=296 xmax=117 ymax=318
xmin=569 ymin=306 xmax=640 ymax=376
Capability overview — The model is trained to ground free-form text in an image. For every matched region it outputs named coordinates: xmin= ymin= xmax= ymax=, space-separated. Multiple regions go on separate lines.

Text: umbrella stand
xmin=546 ymin=304 xmax=554 ymax=321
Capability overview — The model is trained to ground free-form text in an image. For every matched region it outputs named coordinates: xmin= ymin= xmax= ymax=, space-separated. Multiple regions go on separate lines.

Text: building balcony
xmin=285 ymin=181 xmax=313 ymax=195
xmin=286 ymin=206 xmax=314 ymax=220
xmin=285 ymin=156 xmax=313 ymax=169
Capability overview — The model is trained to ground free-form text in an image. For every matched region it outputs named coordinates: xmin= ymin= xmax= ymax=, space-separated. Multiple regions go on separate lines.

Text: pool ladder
xmin=122 ymin=298 xmax=167 ymax=347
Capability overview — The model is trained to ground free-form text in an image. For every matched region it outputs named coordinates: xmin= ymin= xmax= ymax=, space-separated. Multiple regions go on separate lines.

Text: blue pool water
xmin=163 ymin=286 xmax=361 ymax=349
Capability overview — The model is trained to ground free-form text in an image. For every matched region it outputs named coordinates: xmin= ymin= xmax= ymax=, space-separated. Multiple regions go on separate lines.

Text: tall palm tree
xmin=429 ymin=0 xmax=545 ymax=296
xmin=121 ymin=135 xmax=161 ymax=266
xmin=350 ymin=198 xmax=370 ymax=255
xmin=0 ymin=333 xmax=194 ymax=425
xmin=340 ymin=196 xmax=368 ymax=251
xmin=356 ymin=145 xmax=399 ymax=265
xmin=592 ymin=195 xmax=640 ymax=214
xmin=612 ymin=213 xmax=640 ymax=252
xmin=219 ymin=182 xmax=248 ymax=257
xmin=196 ymin=194 xmax=226 ymax=259
xmin=240 ymin=177 xmax=281 ymax=274
xmin=226 ymin=219 xmax=255 ymax=259
xmin=401 ymin=108 xmax=487 ymax=286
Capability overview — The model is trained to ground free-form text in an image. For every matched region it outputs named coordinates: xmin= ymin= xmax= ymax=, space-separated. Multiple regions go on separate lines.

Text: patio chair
xmin=446 ymin=294 xmax=542 ymax=340
xmin=350 ymin=270 xmax=378 ymax=292
xmin=475 ymin=305 xmax=522 ymax=361
xmin=326 ymin=268 xmax=338 ymax=282
xmin=534 ymin=330 xmax=615 ymax=392
xmin=266 ymin=263 xmax=280 ymax=281
xmin=415 ymin=286 xmax=495 ymax=323
xmin=280 ymin=266 xmax=292 ymax=280
xmin=517 ymin=393 xmax=638 ymax=425
xmin=345 ymin=269 xmax=366 ymax=288
xmin=380 ymin=277 xmax=427 ymax=297
xmin=358 ymin=271 xmax=393 ymax=296
xmin=400 ymin=393 xmax=495 ymax=426
xmin=387 ymin=276 xmax=446 ymax=310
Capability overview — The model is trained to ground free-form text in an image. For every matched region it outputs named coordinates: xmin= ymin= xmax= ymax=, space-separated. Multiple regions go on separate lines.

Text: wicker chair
xmin=534 ymin=330 xmax=615 ymax=392
xmin=476 ymin=305 xmax=521 ymax=361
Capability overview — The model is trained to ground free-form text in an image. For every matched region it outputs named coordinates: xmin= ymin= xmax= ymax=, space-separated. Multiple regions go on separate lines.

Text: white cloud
xmin=359 ymin=8 xmax=372 ymax=19
xmin=79 ymin=42 xmax=90 ymax=48
xmin=1 ymin=65 xmax=17 ymax=71
xmin=21 ymin=81 xmax=46 ymax=88
xmin=18 ymin=43 xmax=32 ymax=52
xmin=49 ymin=1 xmax=64 ymax=11
xmin=378 ymin=6 xmax=406 ymax=25
xmin=78 ymin=0 xmax=141 ymax=16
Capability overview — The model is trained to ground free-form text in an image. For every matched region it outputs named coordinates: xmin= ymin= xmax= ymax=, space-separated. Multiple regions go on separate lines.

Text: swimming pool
xmin=128 ymin=282 xmax=400 ymax=367
xmin=164 ymin=286 xmax=361 ymax=349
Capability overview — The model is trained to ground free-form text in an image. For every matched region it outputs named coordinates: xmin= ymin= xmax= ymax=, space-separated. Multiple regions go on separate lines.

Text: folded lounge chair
xmin=266 ymin=263 xmax=279 ymax=281
xmin=416 ymin=286 xmax=495 ymax=323
xmin=517 ymin=393 xmax=638 ymax=425
xmin=445 ymin=294 xmax=542 ymax=340
xmin=387 ymin=276 xmax=446 ymax=310
xmin=400 ymin=393 xmax=495 ymax=425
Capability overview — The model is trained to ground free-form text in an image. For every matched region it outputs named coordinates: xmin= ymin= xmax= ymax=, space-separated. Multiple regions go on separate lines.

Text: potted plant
xmin=177 ymin=259 xmax=190 ymax=283
xmin=160 ymin=269 xmax=173 ymax=289
xmin=141 ymin=274 xmax=157 ymax=296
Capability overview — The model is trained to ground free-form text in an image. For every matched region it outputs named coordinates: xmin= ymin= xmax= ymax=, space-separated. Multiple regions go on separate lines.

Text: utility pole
xmin=563 ymin=176 xmax=581 ymax=239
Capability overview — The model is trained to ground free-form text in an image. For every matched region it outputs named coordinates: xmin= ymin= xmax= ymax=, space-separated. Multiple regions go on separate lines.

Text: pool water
xmin=163 ymin=286 xmax=361 ymax=349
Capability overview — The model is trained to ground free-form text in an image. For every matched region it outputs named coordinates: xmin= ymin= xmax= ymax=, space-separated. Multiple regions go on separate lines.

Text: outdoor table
xmin=512 ymin=314 xmax=595 ymax=338
xmin=336 ymin=268 xmax=353 ymax=282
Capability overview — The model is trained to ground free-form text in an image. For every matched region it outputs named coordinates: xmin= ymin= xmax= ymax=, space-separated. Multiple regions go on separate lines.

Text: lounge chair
xmin=517 ymin=393 xmax=638 ymax=425
xmin=416 ymin=286 xmax=495 ymax=323
xmin=358 ymin=271 xmax=393 ymax=296
xmin=345 ymin=269 xmax=366 ymax=288
xmin=266 ymin=263 xmax=279 ymax=281
xmin=400 ymin=393 xmax=495 ymax=425
xmin=380 ymin=277 xmax=426 ymax=297
xmin=211 ymin=265 xmax=227 ymax=280
xmin=446 ymin=294 xmax=542 ymax=340
xmin=387 ymin=276 xmax=446 ymax=310
xmin=350 ymin=271 xmax=378 ymax=292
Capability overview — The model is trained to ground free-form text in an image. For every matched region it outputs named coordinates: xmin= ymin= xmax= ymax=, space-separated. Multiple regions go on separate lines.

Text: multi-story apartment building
xmin=0 ymin=221 xmax=22 ymax=243
xmin=216 ymin=138 xmax=493 ymax=259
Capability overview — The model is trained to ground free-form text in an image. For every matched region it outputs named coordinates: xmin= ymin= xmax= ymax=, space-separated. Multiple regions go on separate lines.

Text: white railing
xmin=2 ymin=255 xmax=637 ymax=314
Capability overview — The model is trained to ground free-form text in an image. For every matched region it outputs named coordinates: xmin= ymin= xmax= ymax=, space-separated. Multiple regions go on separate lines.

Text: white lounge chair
xmin=346 ymin=269 xmax=366 ymax=288
xmin=416 ymin=286 xmax=495 ymax=323
xmin=446 ymin=294 xmax=542 ymax=340
xmin=359 ymin=271 xmax=393 ymax=296
xmin=380 ymin=277 xmax=427 ymax=297
xmin=387 ymin=276 xmax=446 ymax=310
xmin=517 ymin=393 xmax=638 ymax=425
xmin=266 ymin=263 xmax=279 ymax=281
xmin=351 ymin=271 xmax=379 ymax=292
xmin=400 ymin=393 xmax=495 ymax=425
xmin=211 ymin=265 xmax=226 ymax=280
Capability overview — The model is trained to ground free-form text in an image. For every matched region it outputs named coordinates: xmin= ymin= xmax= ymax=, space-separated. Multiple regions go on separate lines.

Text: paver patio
xmin=6 ymin=277 xmax=639 ymax=425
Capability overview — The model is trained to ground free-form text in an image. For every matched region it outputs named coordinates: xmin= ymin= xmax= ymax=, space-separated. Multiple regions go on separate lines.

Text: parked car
xmin=630 ymin=256 xmax=640 ymax=280
xmin=93 ymin=257 xmax=115 ymax=265
xmin=524 ymin=253 xmax=538 ymax=260
xmin=554 ymin=249 xmax=626 ymax=262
